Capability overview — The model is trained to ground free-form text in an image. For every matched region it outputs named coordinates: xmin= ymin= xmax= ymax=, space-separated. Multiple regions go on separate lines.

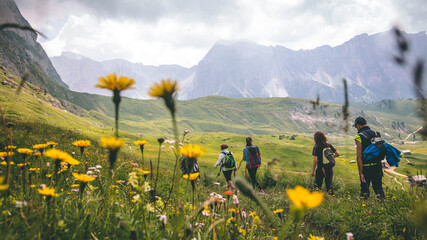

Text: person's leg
xmin=314 ymin=167 xmax=325 ymax=190
xmin=325 ymin=167 xmax=334 ymax=195
xmin=248 ymin=168 xmax=257 ymax=189
xmin=371 ymin=164 xmax=385 ymax=199
xmin=223 ymin=170 xmax=234 ymax=189
xmin=360 ymin=167 xmax=371 ymax=198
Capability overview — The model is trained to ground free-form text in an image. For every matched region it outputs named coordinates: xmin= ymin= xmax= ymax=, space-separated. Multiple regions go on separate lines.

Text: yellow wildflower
xmin=72 ymin=140 xmax=91 ymax=147
xmin=95 ymin=73 xmax=135 ymax=91
xmin=142 ymin=170 xmax=150 ymax=175
xmin=17 ymin=163 xmax=28 ymax=167
xmin=147 ymin=79 xmax=179 ymax=98
xmin=0 ymin=161 xmax=14 ymax=165
xmin=17 ymin=148 xmax=33 ymax=155
xmin=183 ymin=172 xmax=200 ymax=180
xmin=180 ymin=144 xmax=205 ymax=159
xmin=307 ymin=234 xmax=325 ymax=240
xmin=46 ymin=142 xmax=58 ymax=146
xmin=0 ymin=176 xmax=9 ymax=191
xmin=46 ymin=174 xmax=52 ymax=178
xmin=29 ymin=168 xmax=40 ymax=172
xmin=286 ymin=186 xmax=323 ymax=209
xmin=38 ymin=187 xmax=58 ymax=197
xmin=133 ymin=140 xmax=148 ymax=146
xmin=273 ymin=209 xmax=284 ymax=214
xmin=4 ymin=145 xmax=16 ymax=150
xmin=33 ymin=144 xmax=48 ymax=149
xmin=228 ymin=208 xmax=238 ymax=213
xmin=100 ymin=136 xmax=125 ymax=150
xmin=71 ymin=184 xmax=79 ymax=188
xmin=72 ymin=173 xmax=96 ymax=182
xmin=0 ymin=152 xmax=14 ymax=158
xmin=44 ymin=149 xmax=80 ymax=166
xmin=33 ymin=152 xmax=41 ymax=156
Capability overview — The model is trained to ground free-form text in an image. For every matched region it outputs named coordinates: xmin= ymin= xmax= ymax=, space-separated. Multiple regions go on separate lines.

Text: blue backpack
xmin=359 ymin=131 xmax=386 ymax=163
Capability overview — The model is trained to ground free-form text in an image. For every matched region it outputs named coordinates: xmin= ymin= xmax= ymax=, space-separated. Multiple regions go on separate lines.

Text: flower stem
xmin=154 ymin=143 xmax=162 ymax=192
xmin=163 ymin=113 xmax=180 ymax=210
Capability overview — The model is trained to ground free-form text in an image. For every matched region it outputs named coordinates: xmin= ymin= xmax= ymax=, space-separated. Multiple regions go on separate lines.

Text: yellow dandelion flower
xmin=182 ymin=172 xmax=200 ymax=180
xmin=33 ymin=152 xmax=41 ymax=156
xmin=147 ymin=79 xmax=179 ymax=98
xmin=229 ymin=208 xmax=237 ymax=213
xmin=71 ymin=184 xmax=79 ymax=188
xmin=46 ymin=174 xmax=52 ymax=178
xmin=95 ymin=73 xmax=135 ymax=91
xmin=29 ymin=168 xmax=40 ymax=172
xmin=0 ymin=176 xmax=8 ymax=191
xmin=180 ymin=144 xmax=205 ymax=159
xmin=0 ymin=152 xmax=14 ymax=158
xmin=44 ymin=149 xmax=80 ymax=166
xmin=308 ymin=234 xmax=325 ymax=240
xmin=17 ymin=148 xmax=33 ymax=155
xmin=4 ymin=145 xmax=16 ymax=150
xmin=133 ymin=140 xmax=148 ymax=146
xmin=0 ymin=161 xmax=14 ymax=165
xmin=286 ymin=185 xmax=323 ymax=209
xmin=17 ymin=163 xmax=28 ymax=167
xmin=33 ymin=144 xmax=48 ymax=149
xmin=100 ymin=137 xmax=125 ymax=150
xmin=38 ymin=187 xmax=58 ymax=197
xmin=273 ymin=209 xmax=284 ymax=214
xmin=72 ymin=173 xmax=96 ymax=182
xmin=72 ymin=140 xmax=91 ymax=147
xmin=142 ymin=170 xmax=150 ymax=175
xmin=46 ymin=142 xmax=58 ymax=146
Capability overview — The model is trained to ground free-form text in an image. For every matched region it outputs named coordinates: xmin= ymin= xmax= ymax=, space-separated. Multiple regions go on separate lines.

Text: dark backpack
xmin=246 ymin=145 xmax=261 ymax=168
xmin=322 ymin=147 xmax=335 ymax=167
xmin=359 ymin=131 xmax=386 ymax=163
xmin=221 ymin=152 xmax=236 ymax=171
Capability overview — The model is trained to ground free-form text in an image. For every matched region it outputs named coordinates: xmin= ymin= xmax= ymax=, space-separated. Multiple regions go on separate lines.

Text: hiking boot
xmin=259 ymin=189 xmax=265 ymax=194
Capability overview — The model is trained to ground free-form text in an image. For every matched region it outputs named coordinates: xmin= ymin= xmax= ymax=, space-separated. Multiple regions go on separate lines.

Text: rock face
xmin=52 ymin=31 xmax=427 ymax=102
xmin=0 ymin=0 xmax=68 ymax=92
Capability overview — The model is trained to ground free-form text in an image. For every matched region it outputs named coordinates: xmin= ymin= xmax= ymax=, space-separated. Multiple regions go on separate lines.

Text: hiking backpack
xmin=359 ymin=131 xmax=386 ymax=163
xmin=221 ymin=152 xmax=236 ymax=171
xmin=322 ymin=147 xmax=335 ymax=167
xmin=247 ymin=145 xmax=261 ymax=168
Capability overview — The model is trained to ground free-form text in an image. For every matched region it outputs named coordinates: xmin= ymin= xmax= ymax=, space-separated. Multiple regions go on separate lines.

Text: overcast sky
xmin=15 ymin=0 xmax=427 ymax=67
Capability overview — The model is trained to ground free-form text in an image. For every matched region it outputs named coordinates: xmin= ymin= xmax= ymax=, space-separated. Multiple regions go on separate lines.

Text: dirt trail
xmin=402 ymin=127 xmax=423 ymax=142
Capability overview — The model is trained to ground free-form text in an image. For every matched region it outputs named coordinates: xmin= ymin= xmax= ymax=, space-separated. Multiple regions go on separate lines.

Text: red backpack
xmin=247 ymin=145 xmax=261 ymax=168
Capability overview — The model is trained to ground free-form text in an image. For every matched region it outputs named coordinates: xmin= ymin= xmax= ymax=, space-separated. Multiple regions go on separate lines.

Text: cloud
xmin=15 ymin=0 xmax=427 ymax=67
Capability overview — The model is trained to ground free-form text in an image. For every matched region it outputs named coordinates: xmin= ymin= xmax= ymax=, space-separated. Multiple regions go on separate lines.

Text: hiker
xmin=354 ymin=116 xmax=385 ymax=199
xmin=311 ymin=131 xmax=340 ymax=195
xmin=243 ymin=137 xmax=264 ymax=193
xmin=180 ymin=155 xmax=200 ymax=175
xmin=214 ymin=144 xmax=237 ymax=189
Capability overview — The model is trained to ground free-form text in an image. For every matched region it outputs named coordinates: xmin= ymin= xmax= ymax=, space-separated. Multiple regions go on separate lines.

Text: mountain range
xmin=51 ymin=31 xmax=427 ymax=102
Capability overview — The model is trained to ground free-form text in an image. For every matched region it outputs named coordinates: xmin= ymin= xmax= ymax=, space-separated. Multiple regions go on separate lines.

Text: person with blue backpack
xmin=354 ymin=116 xmax=387 ymax=199
xmin=243 ymin=137 xmax=264 ymax=194
xmin=214 ymin=144 xmax=237 ymax=189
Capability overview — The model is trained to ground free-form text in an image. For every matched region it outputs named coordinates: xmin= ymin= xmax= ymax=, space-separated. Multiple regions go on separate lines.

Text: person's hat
xmin=353 ymin=116 xmax=367 ymax=127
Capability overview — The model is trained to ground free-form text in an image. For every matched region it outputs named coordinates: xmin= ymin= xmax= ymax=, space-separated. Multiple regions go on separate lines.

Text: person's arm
xmin=311 ymin=156 xmax=317 ymax=176
xmin=214 ymin=153 xmax=224 ymax=168
xmin=334 ymin=150 xmax=340 ymax=158
xmin=355 ymin=140 xmax=366 ymax=183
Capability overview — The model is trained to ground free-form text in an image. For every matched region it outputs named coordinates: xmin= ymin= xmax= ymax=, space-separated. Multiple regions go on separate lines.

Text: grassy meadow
xmin=0 ymin=69 xmax=426 ymax=239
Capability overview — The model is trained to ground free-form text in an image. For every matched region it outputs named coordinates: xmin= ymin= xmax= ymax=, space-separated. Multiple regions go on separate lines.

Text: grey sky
xmin=15 ymin=0 xmax=427 ymax=67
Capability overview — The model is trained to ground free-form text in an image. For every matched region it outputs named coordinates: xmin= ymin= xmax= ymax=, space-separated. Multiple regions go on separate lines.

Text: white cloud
xmin=16 ymin=0 xmax=427 ymax=67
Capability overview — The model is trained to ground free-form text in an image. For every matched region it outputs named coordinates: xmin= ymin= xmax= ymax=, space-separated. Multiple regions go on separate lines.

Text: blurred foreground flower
xmin=96 ymin=73 xmax=135 ymax=137
xmin=286 ymin=186 xmax=323 ymax=210
xmin=44 ymin=149 xmax=80 ymax=166
xmin=148 ymin=79 xmax=179 ymax=114
xmin=17 ymin=148 xmax=33 ymax=158
xmin=183 ymin=172 xmax=200 ymax=181
xmin=180 ymin=144 xmax=205 ymax=159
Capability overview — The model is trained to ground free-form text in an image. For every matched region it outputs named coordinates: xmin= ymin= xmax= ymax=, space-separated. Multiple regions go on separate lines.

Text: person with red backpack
xmin=243 ymin=137 xmax=264 ymax=194
xmin=311 ymin=131 xmax=340 ymax=195
xmin=214 ymin=144 xmax=237 ymax=189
